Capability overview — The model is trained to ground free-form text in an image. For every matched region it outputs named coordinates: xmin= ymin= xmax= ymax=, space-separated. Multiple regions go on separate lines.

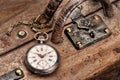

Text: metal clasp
xmin=34 ymin=32 xmax=48 ymax=44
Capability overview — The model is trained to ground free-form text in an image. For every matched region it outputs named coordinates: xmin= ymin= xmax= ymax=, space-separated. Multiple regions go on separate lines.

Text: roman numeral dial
xmin=25 ymin=44 xmax=60 ymax=75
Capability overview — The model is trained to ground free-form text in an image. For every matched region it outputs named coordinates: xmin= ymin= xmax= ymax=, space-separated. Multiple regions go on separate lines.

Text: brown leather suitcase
xmin=0 ymin=0 xmax=119 ymax=80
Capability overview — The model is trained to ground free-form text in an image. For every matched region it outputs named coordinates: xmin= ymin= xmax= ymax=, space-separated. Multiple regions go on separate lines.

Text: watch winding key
xmin=25 ymin=32 xmax=60 ymax=75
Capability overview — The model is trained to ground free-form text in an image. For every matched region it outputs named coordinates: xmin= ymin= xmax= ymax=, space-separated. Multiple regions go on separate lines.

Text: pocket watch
xmin=25 ymin=32 xmax=60 ymax=75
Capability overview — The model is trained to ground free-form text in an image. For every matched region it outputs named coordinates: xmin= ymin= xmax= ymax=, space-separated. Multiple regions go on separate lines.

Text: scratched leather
xmin=0 ymin=0 xmax=119 ymax=79
xmin=0 ymin=0 xmax=33 ymax=25
xmin=0 ymin=0 xmax=49 ymax=56
xmin=0 ymin=25 xmax=34 ymax=56
xmin=51 ymin=0 xmax=85 ymax=43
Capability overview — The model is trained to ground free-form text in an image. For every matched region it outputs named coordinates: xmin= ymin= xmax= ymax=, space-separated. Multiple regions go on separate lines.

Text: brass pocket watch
xmin=25 ymin=32 xmax=60 ymax=75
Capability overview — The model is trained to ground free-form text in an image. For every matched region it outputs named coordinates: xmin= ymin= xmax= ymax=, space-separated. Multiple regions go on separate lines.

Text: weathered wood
xmin=0 ymin=0 xmax=119 ymax=80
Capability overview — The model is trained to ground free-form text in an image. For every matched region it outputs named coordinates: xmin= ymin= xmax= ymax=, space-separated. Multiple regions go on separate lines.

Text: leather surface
xmin=0 ymin=0 xmax=119 ymax=80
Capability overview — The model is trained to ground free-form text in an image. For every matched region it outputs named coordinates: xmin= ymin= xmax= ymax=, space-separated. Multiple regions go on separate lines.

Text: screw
xmin=94 ymin=15 xmax=100 ymax=20
xmin=76 ymin=41 xmax=82 ymax=47
xmin=66 ymin=28 xmax=72 ymax=33
xmin=15 ymin=69 xmax=23 ymax=76
xmin=104 ymin=28 xmax=110 ymax=33
xmin=17 ymin=30 xmax=27 ymax=38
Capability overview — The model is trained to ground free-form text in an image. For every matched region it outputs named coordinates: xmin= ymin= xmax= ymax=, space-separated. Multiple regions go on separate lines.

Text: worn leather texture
xmin=0 ymin=0 xmax=120 ymax=80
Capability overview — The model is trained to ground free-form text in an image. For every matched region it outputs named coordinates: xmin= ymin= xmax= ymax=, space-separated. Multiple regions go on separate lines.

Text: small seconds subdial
xmin=25 ymin=44 xmax=60 ymax=75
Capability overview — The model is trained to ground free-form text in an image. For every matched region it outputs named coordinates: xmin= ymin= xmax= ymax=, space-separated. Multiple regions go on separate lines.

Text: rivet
xmin=104 ymin=28 xmax=110 ymax=33
xmin=76 ymin=41 xmax=82 ymax=47
xmin=17 ymin=30 xmax=27 ymax=38
xmin=94 ymin=15 xmax=100 ymax=20
xmin=66 ymin=28 xmax=72 ymax=33
xmin=15 ymin=69 xmax=23 ymax=76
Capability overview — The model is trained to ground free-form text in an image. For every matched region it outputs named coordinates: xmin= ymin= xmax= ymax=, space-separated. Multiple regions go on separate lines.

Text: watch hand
xmin=36 ymin=49 xmax=40 ymax=52
xmin=34 ymin=53 xmax=44 ymax=58
xmin=43 ymin=50 xmax=53 ymax=57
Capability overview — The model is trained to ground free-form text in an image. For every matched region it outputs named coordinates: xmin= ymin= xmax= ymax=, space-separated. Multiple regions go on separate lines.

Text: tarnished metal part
xmin=0 ymin=68 xmax=24 ymax=80
xmin=51 ymin=0 xmax=86 ymax=44
xmin=17 ymin=30 xmax=27 ymax=38
xmin=64 ymin=15 xmax=112 ymax=50
xmin=6 ymin=21 xmax=31 ymax=36
xmin=6 ymin=20 xmax=46 ymax=36
xmin=51 ymin=0 xmax=114 ymax=44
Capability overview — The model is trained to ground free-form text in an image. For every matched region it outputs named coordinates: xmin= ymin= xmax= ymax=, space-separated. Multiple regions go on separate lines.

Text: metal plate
xmin=0 ymin=68 xmax=24 ymax=80
xmin=65 ymin=15 xmax=112 ymax=50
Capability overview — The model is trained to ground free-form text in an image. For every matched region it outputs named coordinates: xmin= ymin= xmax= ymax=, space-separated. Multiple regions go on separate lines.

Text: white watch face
xmin=27 ymin=44 xmax=58 ymax=70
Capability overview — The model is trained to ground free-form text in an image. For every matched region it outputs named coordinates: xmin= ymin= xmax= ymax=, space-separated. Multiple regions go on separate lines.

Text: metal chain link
xmin=6 ymin=19 xmax=45 ymax=36
xmin=6 ymin=13 xmax=55 ymax=36
xmin=6 ymin=0 xmax=61 ymax=36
